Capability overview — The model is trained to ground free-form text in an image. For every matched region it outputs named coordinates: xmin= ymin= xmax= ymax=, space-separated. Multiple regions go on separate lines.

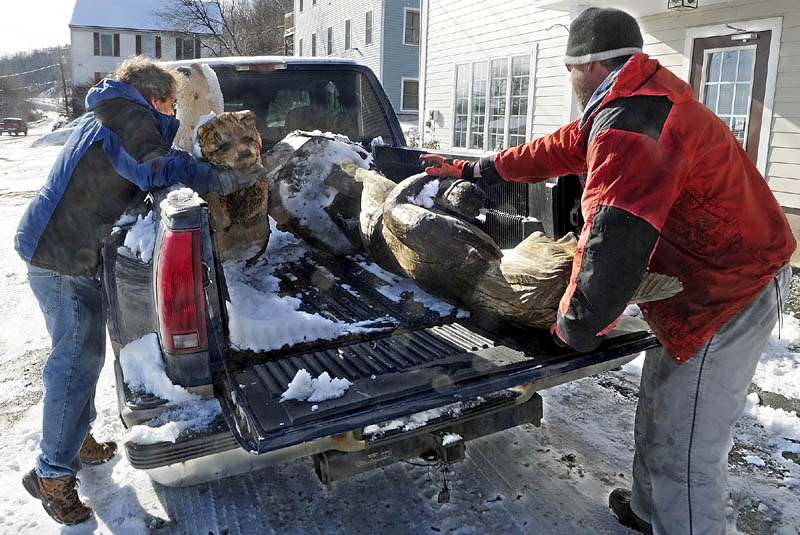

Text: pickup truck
xmin=0 ymin=117 xmax=28 ymax=135
xmin=103 ymin=56 xmax=659 ymax=488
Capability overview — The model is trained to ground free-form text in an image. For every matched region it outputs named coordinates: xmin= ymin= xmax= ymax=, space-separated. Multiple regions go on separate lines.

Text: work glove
xmin=211 ymin=162 xmax=264 ymax=196
xmin=550 ymin=323 xmax=572 ymax=349
xmin=420 ymin=154 xmax=476 ymax=180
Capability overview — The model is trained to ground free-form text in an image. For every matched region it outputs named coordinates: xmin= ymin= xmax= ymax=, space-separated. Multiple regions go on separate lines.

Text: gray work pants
xmin=630 ymin=264 xmax=791 ymax=535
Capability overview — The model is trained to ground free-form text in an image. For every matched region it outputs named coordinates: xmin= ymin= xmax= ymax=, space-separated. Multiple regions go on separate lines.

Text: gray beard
xmin=572 ymin=77 xmax=595 ymax=112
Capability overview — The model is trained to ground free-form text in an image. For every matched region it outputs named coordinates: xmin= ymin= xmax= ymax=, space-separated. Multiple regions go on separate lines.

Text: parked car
xmin=0 ymin=117 xmax=28 ymax=136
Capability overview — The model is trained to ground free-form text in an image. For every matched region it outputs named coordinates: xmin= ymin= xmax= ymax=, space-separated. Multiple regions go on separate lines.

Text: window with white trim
xmin=401 ymin=79 xmax=419 ymax=111
xmin=700 ymin=46 xmax=755 ymax=147
xmin=365 ymin=11 xmax=373 ymax=46
xmin=299 ymin=0 xmax=303 ymax=12
xmin=344 ymin=19 xmax=351 ymax=50
xmin=453 ymin=54 xmax=532 ymax=151
xmin=404 ymin=9 xmax=420 ymax=46
xmin=311 ymin=32 xmax=316 ymax=56
xmin=327 ymin=26 xmax=333 ymax=55
xmin=298 ymin=38 xmax=303 ymax=56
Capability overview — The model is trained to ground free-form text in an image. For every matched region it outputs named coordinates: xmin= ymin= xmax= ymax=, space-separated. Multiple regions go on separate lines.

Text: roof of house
xmin=69 ymin=0 xmax=221 ymax=34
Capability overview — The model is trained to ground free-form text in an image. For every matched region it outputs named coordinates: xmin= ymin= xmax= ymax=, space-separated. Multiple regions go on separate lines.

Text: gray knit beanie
xmin=564 ymin=7 xmax=643 ymax=65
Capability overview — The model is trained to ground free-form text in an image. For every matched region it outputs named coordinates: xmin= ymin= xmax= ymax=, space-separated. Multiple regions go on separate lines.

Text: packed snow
xmin=0 ymin=113 xmax=798 ymax=534
xmin=279 ymin=369 xmax=353 ymax=403
xmin=121 ymin=211 xmax=156 ymax=263
xmin=356 ymin=258 xmax=457 ymax=317
xmin=407 ymin=178 xmax=440 ymax=208
xmin=119 ymin=333 xmax=222 ymax=444
xmin=224 ymin=222 xmax=401 ymax=352
xmin=274 ymin=132 xmax=373 ymax=254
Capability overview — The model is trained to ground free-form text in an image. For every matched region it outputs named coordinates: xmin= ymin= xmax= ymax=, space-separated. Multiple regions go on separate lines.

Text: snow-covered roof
xmin=69 ymin=0 xmax=221 ymax=34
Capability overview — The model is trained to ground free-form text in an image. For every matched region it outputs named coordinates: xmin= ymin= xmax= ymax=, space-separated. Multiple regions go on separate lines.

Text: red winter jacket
xmin=480 ymin=54 xmax=795 ymax=362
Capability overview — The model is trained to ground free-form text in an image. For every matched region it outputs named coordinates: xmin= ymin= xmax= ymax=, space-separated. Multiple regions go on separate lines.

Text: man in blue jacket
xmin=15 ymin=56 xmax=261 ymax=525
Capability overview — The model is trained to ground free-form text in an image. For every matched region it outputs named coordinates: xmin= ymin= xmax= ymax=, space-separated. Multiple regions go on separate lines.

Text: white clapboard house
xmin=69 ymin=0 xmax=221 ymax=85
xmin=418 ymin=0 xmax=800 ymax=259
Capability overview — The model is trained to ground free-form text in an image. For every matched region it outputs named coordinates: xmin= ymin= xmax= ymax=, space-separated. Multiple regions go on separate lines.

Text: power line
xmin=0 ymin=64 xmax=60 ymax=79
xmin=0 ymin=80 xmax=58 ymax=92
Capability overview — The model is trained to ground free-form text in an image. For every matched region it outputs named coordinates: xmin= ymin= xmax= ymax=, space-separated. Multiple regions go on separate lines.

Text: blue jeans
xmin=27 ymin=263 xmax=107 ymax=479
xmin=631 ymin=264 xmax=791 ymax=534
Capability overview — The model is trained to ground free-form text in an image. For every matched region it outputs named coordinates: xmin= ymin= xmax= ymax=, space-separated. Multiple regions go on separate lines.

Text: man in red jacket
xmin=424 ymin=7 xmax=794 ymax=534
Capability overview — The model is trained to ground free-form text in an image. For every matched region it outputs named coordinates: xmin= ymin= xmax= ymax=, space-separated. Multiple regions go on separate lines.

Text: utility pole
xmin=59 ymin=57 xmax=70 ymax=119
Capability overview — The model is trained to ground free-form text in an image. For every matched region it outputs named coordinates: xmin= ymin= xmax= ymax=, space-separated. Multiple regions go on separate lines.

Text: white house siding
xmin=631 ymin=0 xmax=800 ymax=213
xmin=293 ymin=0 xmax=382 ymax=77
xmin=70 ymin=27 xmax=215 ymax=85
xmin=380 ymin=0 xmax=420 ymax=121
xmin=421 ymin=0 xmax=572 ymax=156
xmin=422 ymin=1 xmax=800 ymax=232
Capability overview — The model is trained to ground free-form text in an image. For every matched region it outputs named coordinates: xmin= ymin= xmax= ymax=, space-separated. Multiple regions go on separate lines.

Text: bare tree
xmin=155 ymin=0 xmax=292 ymax=57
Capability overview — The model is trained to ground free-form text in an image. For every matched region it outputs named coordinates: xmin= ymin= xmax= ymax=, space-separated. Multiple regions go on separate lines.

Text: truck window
xmin=215 ymin=69 xmax=393 ymax=150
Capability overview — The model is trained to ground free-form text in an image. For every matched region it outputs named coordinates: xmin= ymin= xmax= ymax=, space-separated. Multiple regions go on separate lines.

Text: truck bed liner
xmin=214 ymin=251 xmax=659 ymax=455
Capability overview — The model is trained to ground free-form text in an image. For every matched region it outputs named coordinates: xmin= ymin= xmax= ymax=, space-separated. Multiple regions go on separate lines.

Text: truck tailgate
xmin=214 ymin=251 xmax=659 ymax=455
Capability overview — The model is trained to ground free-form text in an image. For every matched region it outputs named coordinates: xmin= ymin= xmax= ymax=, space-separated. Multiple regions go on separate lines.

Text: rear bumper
xmin=123 ymin=387 xmax=544 ymax=487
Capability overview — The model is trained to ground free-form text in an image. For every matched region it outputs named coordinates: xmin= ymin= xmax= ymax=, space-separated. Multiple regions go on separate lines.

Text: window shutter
xmin=93 ymin=32 xmax=100 ymax=56
xmin=155 ymin=36 xmax=161 ymax=58
xmin=176 ymin=38 xmax=182 ymax=60
xmin=195 ymin=39 xmax=201 ymax=59
xmin=135 ymin=35 xmax=142 ymax=55
xmin=113 ymin=33 xmax=120 ymax=56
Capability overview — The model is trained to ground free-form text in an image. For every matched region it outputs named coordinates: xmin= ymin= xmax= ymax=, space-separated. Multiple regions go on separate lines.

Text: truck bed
xmin=214 ymin=248 xmax=659 ymax=455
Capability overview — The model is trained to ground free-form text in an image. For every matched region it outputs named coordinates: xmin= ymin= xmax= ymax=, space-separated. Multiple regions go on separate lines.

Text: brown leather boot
xmin=79 ymin=433 xmax=117 ymax=465
xmin=22 ymin=469 xmax=92 ymax=525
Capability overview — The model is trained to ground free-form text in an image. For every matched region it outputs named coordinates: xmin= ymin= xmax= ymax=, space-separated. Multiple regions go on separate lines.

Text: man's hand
xmin=420 ymin=154 xmax=475 ymax=180
xmin=211 ymin=162 xmax=264 ymax=195
xmin=550 ymin=323 xmax=571 ymax=349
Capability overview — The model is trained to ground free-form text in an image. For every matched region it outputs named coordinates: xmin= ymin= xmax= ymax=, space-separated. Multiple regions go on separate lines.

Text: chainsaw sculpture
xmin=261 ymin=132 xmax=683 ymax=327
xmin=195 ymin=110 xmax=270 ymax=265
xmin=353 ymin=166 xmax=683 ymax=328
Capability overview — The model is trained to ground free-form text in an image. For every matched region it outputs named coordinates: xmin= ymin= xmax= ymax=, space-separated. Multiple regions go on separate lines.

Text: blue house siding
xmin=293 ymin=0 xmax=419 ymax=121
xmin=381 ymin=1 xmax=420 ymax=120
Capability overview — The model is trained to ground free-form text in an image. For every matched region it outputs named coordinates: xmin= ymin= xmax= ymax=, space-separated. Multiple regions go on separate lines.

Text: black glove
xmin=211 ymin=162 xmax=264 ymax=195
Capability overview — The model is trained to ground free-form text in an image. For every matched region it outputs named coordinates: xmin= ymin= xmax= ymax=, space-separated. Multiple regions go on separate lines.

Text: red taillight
xmin=156 ymin=229 xmax=208 ymax=353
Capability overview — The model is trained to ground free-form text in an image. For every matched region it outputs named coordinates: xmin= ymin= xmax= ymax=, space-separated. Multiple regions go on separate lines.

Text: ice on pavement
xmin=280 ymin=369 xmax=353 ymax=403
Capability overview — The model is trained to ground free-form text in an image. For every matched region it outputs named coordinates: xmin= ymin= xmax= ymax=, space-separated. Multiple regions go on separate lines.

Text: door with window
xmin=690 ymin=31 xmax=771 ymax=163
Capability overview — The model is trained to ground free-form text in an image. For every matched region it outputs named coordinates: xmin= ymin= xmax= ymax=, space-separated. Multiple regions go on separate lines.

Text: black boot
xmin=609 ymin=488 xmax=653 ymax=534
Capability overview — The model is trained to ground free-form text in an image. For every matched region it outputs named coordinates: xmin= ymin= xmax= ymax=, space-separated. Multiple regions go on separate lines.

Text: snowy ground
xmin=0 ymin=114 xmax=798 ymax=534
